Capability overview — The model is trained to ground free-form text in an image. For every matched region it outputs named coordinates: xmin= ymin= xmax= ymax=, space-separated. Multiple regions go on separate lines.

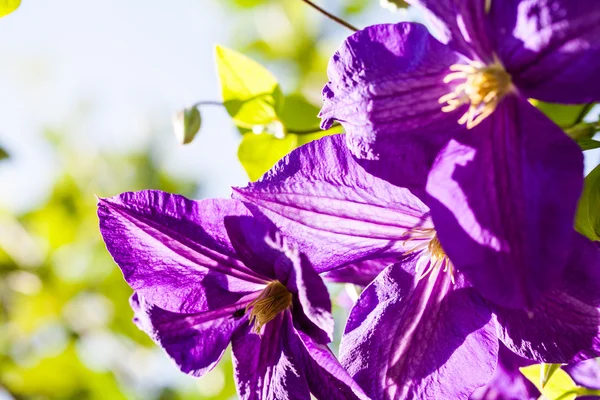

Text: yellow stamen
xmin=246 ymin=281 xmax=293 ymax=334
xmin=439 ymin=60 xmax=512 ymax=129
xmin=418 ymin=235 xmax=456 ymax=284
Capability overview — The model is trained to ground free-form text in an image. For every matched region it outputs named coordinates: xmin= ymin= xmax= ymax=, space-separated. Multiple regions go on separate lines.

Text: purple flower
xmin=319 ymin=0 xmax=598 ymax=308
xmin=97 ymin=191 xmax=367 ymax=400
xmin=235 ymin=135 xmax=600 ymax=399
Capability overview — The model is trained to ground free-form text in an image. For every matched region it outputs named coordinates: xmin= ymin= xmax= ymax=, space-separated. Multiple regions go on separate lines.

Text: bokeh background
xmin=0 ymin=1 xmax=405 ymax=398
xmin=0 ymin=1 xmax=599 ymax=399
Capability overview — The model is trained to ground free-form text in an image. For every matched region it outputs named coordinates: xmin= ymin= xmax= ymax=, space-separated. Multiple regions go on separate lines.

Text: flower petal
xmin=490 ymin=0 xmax=600 ymax=103
xmin=232 ymin=313 xmax=311 ymax=400
xmin=496 ymin=234 xmax=600 ymax=363
xmin=288 ymin=329 xmax=369 ymax=400
xmin=407 ymin=0 xmax=495 ymax=60
xmin=130 ymin=293 xmax=251 ymax=377
xmin=563 ymin=358 xmax=600 ymax=390
xmin=281 ymin=241 xmax=334 ymax=345
xmin=323 ymin=258 xmax=395 ymax=286
xmin=319 ymin=23 xmax=465 ymax=181
xmin=426 ymin=96 xmax=583 ymax=309
xmin=340 ymin=258 xmax=498 ymax=400
xmin=97 ymin=191 xmax=267 ymax=313
xmin=234 ymin=135 xmax=431 ymax=273
xmin=470 ymin=343 xmax=539 ymax=400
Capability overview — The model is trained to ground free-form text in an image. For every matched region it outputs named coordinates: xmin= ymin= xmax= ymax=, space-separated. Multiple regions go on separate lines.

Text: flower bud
xmin=380 ymin=0 xmax=408 ymax=12
xmin=173 ymin=107 xmax=201 ymax=145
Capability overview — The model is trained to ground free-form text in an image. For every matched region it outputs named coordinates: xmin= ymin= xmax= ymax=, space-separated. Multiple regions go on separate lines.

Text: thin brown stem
xmin=300 ymin=0 xmax=358 ymax=32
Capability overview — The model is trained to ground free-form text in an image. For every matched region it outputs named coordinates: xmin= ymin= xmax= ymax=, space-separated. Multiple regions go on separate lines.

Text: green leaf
xmin=520 ymin=364 xmax=579 ymax=400
xmin=541 ymin=363 xmax=563 ymax=388
xmin=0 ymin=0 xmax=20 ymax=18
xmin=532 ymin=100 xmax=591 ymax=128
xmin=0 ymin=146 xmax=8 ymax=160
xmin=575 ymin=163 xmax=600 ymax=241
xmin=577 ymin=138 xmax=600 ymax=151
xmin=215 ymin=45 xmax=283 ymax=127
xmin=238 ymin=133 xmax=297 ymax=181
xmin=277 ymin=94 xmax=321 ymax=132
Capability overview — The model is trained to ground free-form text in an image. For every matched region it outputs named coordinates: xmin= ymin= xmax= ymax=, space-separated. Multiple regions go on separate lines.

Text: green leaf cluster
xmin=215 ymin=45 xmax=341 ymax=181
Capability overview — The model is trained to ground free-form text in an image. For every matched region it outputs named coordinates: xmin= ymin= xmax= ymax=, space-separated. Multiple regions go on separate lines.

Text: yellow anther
xmin=247 ymin=281 xmax=293 ymax=334
xmin=439 ymin=60 xmax=512 ymax=129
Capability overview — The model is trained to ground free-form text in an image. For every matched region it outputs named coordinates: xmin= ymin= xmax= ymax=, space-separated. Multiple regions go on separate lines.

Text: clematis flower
xmin=97 ymin=191 xmax=367 ymax=400
xmin=235 ymin=135 xmax=600 ymax=399
xmin=319 ymin=0 xmax=599 ymax=308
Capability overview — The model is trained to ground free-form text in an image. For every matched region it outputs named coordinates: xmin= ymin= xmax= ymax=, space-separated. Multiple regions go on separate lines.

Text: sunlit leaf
xmin=238 ymin=133 xmax=297 ymax=181
xmin=278 ymin=94 xmax=320 ymax=131
xmin=215 ymin=45 xmax=283 ymax=127
xmin=520 ymin=364 xmax=579 ymax=400
xmin=532 ymin=100 xmax=592 ymax=128
xmin=0 ymin=0 xmax=20 ymax=18
xmin=575 ymin=163 xmax=600 ymax=241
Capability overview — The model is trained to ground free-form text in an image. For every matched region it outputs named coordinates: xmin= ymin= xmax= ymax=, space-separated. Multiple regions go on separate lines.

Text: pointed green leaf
xmin=520 ymin=364 xmax=579 ymax=400
xmin=0 ymin=0 xmax=20 ymax=18
xmin=532 ymin=100 xmax=592 ymax=128
xmin=215 ymin=45 xmax=283 ymax=127
xmin=575 ymin=163 xmax=600 ymax=241
xmin=541 ymin=363 xmax=563 ymax=388
xmin=577 ymin=138 xmax=600 ymax=151
xmin=238 ymin=133 xmax=297 ymax=181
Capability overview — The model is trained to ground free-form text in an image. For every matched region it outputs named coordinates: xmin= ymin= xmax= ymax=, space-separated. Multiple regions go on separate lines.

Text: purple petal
xmin=407 ymin=0 xmax=495 ymax=60
xmin=470 ymin=343 xmax=539 ymax=400
xmin=97 ymin=191 xmax=266 ymax=313
xmin=283 ymin=244 xmax=334 ymax=345
xmin=288 ymin=329 xmax=369 ymax=400
xmin=323 ymin=258 xmax=395 ymax=286
xmin=319 ymin=22 xmax=466 ymax=185
xmin=496 ymin=234 xmax=600 ymax=363
xmin=340 ymin=258 xmax=498 ymax=400
xmin=234 ymin=135 xmax=431 ymax=273
xmin=490 ymin=0 xmax=600 ymax=103
xmin=426 ymin=96 xmax=583 ymax=309
xmin=563 ymin=359 xmax=600 ymax=390
xmin=223 ymin=215 xmax=279 ymax=279
xmin=232 ymin=312 xmax=310 ymax=400
xmin=131 ymin=293 xmax=252 ymax=377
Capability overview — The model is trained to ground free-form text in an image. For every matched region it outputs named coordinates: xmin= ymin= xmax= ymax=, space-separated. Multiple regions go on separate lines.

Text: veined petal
xmin=340 ymin=259 xmax=498 ymax=400
xmin=282 ymin=244 xmax=334 ymax=345
xmin=232 ymin=312 xmax=310 ymax=400
xmin=130 ymin=293 xmax=252 ymax=377
xmin=97 ymin=191 xmax=267 ymax=313
xmin=288 ymin=329 xmax=369 ymax=400
xmin=319 ymin=22 xmax=466 ymax=183
xmin=426 ymin=96 xmax=583 ymax=309
xmin=490 ymin=0 xmax=600 ymax=103
xmin=496 ymin=234 xmax=600 ymax=363
xmin=234 ymin=135 xmax=431 ymax=273
xmin=407 ymin=0 xmax=495 ymax=60
xmin=323 ymin=258 xmax=395 ymax=286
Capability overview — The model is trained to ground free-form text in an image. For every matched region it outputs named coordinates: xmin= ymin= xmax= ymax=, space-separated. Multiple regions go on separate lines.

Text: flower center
xmin=438 ymin=60 xmax=512 ymax=129
xmin=403 ymin=228 xmax=455 ymax=284
xmin=246 ymin=280 xmax=293 ymax=333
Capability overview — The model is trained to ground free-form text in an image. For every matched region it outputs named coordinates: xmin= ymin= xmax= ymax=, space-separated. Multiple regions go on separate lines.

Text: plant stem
xmin=300 ymin=0 xmax=358 ymax=32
